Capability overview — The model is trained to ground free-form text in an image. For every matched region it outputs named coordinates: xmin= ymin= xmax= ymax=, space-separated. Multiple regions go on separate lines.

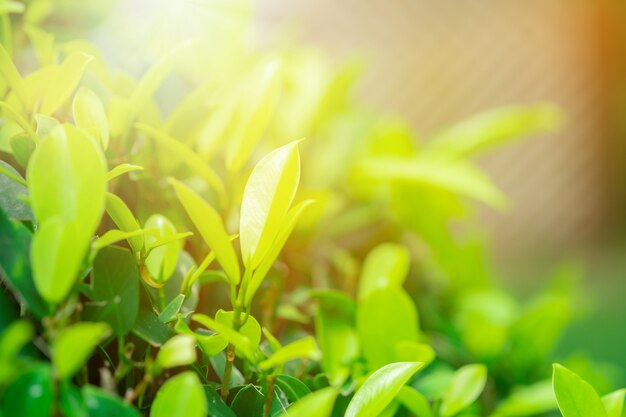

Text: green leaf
xmin=245 ymin=199 xmax=313 ymax=306
xmin=59 ymin=380 xmax=88 ymax=417
xmin=144 ymin=214 xmax=180 ymax=283
xmin=394 ymin=341 xmax=435 ymax=367
xmin=0 ymin=1 xmax=24 ymax=14
xmin=240 ymin=140 xmax=301 ymax=270
xmin=136 ymin=124 xmax=225 ymax=198
xmin=73 ymin=86 xmax=109 ymax=149
xmin=91 ymin=228 xmax=155 ymax=256
xmin=150 ymin=371 xmax=207 ymax=417
xmin=0 ymin=206 xmax=50 ymax=318
xmin=230 ymin=383 xmax=281 ymax=417
xmin=345 ymin=362 xmax=425 ymax=417
xmin=9 ymin=132 xmax=36 ymax=168
xmin=280 ymin=386 xmax=338 ymax=417
xmin=215 ymin=309 xmax=261 ymax=355
xmin=427 ymin=103 xmax=564 ymax=158
xmin=35 ymin=114 xmax=60 ymax=138
xmin=169 ymin=178 xmax=240 ymax=284
xmin=155 ymin=334 xmax=196 ymax=371
xmin=440 ymin=364 xmax=488 ymax=417
xmin=259 ymin=336 xmax=320 ymax=370
xmin=0 ymin=161 xmax=31 ymax=220
xmin=82 ymin=385 xmax=141 ymax=417
xmin=28 ymin=125 xmax=107 ymax=304
xmin=0 ymin=42 xmax=27 ymax=106
xmin=357 ymin=287 xmax=419 ymax=370
xmin=357 ymin=156 xmax=507 ymax=208
xmin=357 ymin=243 xmax=410 ymax=300
xmin=176 ymin=318 xmax=228 ymax=357
xmin=87 ymin=246 xmax=140 ymax=336
xmin=0 ymin=320 xmax=35 ymax=385
xmin=105 ymin=193 xmax=144 ymax=253
xmin=39 ymin=52 xmax=92 ymax=115
xmin=159 ymin=294 xmax=186 ymax=323
xmin=225 ymin=58 xmax=282 ymax=171
xmin=602 ymin=389 xmax=625 ymax=417
xmin=192 ymin=313 xmax=256 ymax=362
xmin=275 ymin=375 xmax=312 ymax=402
xmin=491 ymin=380 xmax=557 ymax=417
xmin=106 ymin=164 xmax=143 ymax=182
xmin=552 ymin=363 xmax=608 ymax=417
xmin=396 ymin=386 xmax=433 ymax=417
xmin=52 ymin=322 xmax=111 ymax=380
xmin=132 ymin=307 xmax=174 ymax=347
xmin=0 ymin=364 xmax=53 ymax=416
xmin=203 ymin=386 xmax=236 ymax=417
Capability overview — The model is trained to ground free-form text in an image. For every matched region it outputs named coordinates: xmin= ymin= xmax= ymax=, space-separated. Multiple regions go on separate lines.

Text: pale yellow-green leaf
xmin=144 ymin=214 xmax=180 ymax=283
xmin=0 ymin=42 xmax=27 ymax=106
xmin=440 ymin=364 xmax=488 ymax=417
xmin=39 ymin=52 xmax=93 ymax=115
xmin=169 ymin=178 xmax=240 ymax=284
xmin=136 ymin=124 xmax=224 ymax=199
xmin=280 ymin=387 xmax=338 ymax=417
xmin=105 ymin=193 xmax=144 ymax=253
xmin=52 ymin=322 xmax=110 ymax=380
xmin=358 ymin=243 xmax=410 ymax=301
xmin=73 ymin=86 xmax=109 ymax=149
xmin=28 ymin=125 xmax=107 ymax=304
xmin=602 ymin=389 xmax=625 ymax=417
xmin=245 ymin=199 xmax=314 ymax=306
xmin=240 ymin=140 xmax=301 ymax=270
xmin=105 ymin=164 xmax=143 ymax=182
xmin=150 ymin=371 xmax=207 ymax=417
xmin=259 ymin=336 xmax=320 ymax=370
xmin=345 ymin=362 xmax=426 ymax=417
xmin=155 ymin=335 xmax=196 ymax=371
xmin=191 ymin=314 xmax=256 ymax=362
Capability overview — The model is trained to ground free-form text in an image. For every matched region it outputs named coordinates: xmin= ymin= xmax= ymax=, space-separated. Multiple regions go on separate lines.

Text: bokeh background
xmin=253 ymin=0 xmax=626 ymax=380
xmin=35 ymin=0 xmax=626 ymax=382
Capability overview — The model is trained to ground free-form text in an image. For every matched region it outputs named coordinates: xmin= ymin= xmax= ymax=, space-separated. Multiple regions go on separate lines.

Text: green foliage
xmin=0 ymin=2 xmax=620 ymax=416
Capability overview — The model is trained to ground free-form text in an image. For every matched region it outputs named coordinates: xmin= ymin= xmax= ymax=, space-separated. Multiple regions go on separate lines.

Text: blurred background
xmin=27 ymin=0 xmax=626 ymax=382
xmin=253 ymin=0 xmax=626 ymax=378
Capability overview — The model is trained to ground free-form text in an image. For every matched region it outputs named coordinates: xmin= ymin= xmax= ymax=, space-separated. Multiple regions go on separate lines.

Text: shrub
xmin=0 ymin=2 xmax=623 ymax=417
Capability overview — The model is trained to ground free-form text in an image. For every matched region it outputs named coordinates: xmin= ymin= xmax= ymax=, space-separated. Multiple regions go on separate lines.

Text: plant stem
xmin=221 ymin=302 xmax=243 ymax=401
xmin=263 ymin=375 xmax=276 ymax=417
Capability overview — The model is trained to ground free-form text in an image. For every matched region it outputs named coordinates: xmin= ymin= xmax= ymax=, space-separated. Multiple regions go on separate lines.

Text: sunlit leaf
xmin=144 ymin=214 xmax=180 ymax=283
xmin=396 ymin=386 xmax=433 ymax=417
xmin=440 ymin=364 xmax=488 ymax=417
xmin=345 ymin=362 xmax=425 ymax=417
xmin=552 ymin=364 xmax=608 ymax=417
xmin=240 ymin=140 xmax=301 ymax=269
xmin=105 ymin=193 xmax=143 ymax=253
xmin=73 ymin=86 xmax=110 ymax=149
xmin=150 ymin=371 xmax=207 ymax=417
xmin=259 ymin=336 xmax=320 ymax=370
xmin=191 ymin=313 xmax=256 ymax=362
xmin=105 ymin=164 xmax=143 ymax=182
xmin=155 ymin=334 xmax=196 ymax=371
xmin=39 ymin=52 xmax=92 ymax=115
xmin=357 ymin=243 xmax=410 ymax=300
xmin=280 ymin=386 xmax=338 ymax=417
xmin=0 ymin=42 xmax=27 ymax=106
xmin=602 ymin=389 xmax=625 ymax=417
xmin=169 ymin=178 xmax=240 ymax=284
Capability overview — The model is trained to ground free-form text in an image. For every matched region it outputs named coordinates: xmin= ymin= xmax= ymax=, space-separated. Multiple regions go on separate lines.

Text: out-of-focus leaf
xmin=105 ymin=164 xmax=143 ymax=182
xmin=52 ymin=322 xmax=110 ymax=380
xmin=169 ymin=178 xmax=240 ymax=284
xmin=86 ymin=246 xmax=139 ymax=336
xmin=0 ymin=43 xmax=27 ymax=105
xmin=150 ymin=371 xmax=207 ymax=417
xmin=240 ymin=140 xmax=301 ymax=270
xmin=137 ymin=124 xmax=224 ymax=198
xmin=259 ymin=336 xmax=320 ymax=370
xmin=105 ymin=193 xmax=144 ymax=253
xmin=225 ymin=58 xmax=282 ymax=171
xmin=279 ymin=386 xmax=337 ymax=417
xmin=245 ymin=199 xmax=314 ymax=306
xmin=0 ymin=1 xmax=24 ymax=14
xmin=0 ymin=364 xmax=53 ymax=416
xmin=59 ymin=380 xmax=87 ymax=417
xmin=602 ymin=389 xmax=625 ymax=417
xmin=34 ymin=114 xmax=59 ymax=139
xmin=440 ymin=364 xmax=488 ymax=417
xmin=91 ymin=228 xmax=154 ymax=256
xmin=357 ymin=243 xmax=409 ymax=300
xmin=357 ymin=156 xmax=507 ymax=208
xmin=9 ymin=132 xmax=36 ymax=168
xmin=28 ymin=125 xmax=107 ymax=304
xmin=39 ymin=52 xmax=92 ymax=115
xmin=203 ymin=386 xmax=236 ymax=417
xmin=0 ymin=161 xmax=31 ymax=220
xmin=396 ymin=386 xmax=433 ymax=417
xmin=0 ymin=206 xmax=50 ymax=318
xmin=144 ymin=214 xmax=180 ymax=283
xmin=357 ymin=287 xmax=419 ymax=370
xmin=0 ymin=320 xmax=34 ymax=385
xmin=230 ymin=383 xmax=281 ymax=417
xmin=491 ymin=380 xmax=557 ymax=417
xmin=314 ymin=290 xmax=358 ymax=387
xmin=73 ymin=86 xmax=109 ymax=149
xmin=155 ymin=334 xmax=196 ymax=371
xmin=552 ymin=364 xmax=608 ymax=417
xmin=394 ymin=341 xmax=435 ymax=367
xmin=132 ymin=307 xmax=174 ymax=347
xmin=427 ymin=104 xmax=564 ymax=158
xmin=345 ymin=362 xmax=425 ymax=417
xmin=82 ymin=385 xmax=141 ymax=417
